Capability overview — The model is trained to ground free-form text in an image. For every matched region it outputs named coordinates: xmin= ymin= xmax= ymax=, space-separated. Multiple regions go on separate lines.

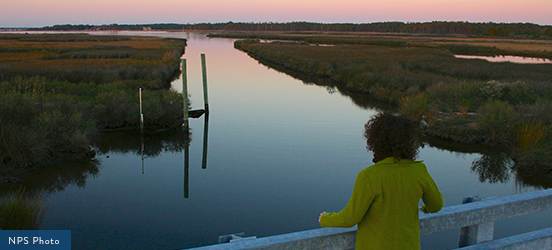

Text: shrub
xmin=399 ymin=93 xmax=436 ymax=121
xmin=501 ymin=81 xmax=536 ymax=105
xmin=142 ymin=89 xmax=185 ymax=129
xmin=477 ymin=100 xmax=519 ymax=144
xmin=92 ymin=90 xmax=134 ymax=129
xmin=480 ymin=80 xmax=505 ymax=101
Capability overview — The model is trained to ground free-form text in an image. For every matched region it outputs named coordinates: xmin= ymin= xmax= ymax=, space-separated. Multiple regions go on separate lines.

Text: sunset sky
xmin=2 ymin=0 xmax=552 ymax=28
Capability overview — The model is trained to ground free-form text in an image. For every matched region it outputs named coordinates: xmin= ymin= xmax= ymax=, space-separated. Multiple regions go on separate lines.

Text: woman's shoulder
xmin=363 ymin=158 xmax=428 ymax=174
xmin=371 ymin=157 xmax=425 ymax=166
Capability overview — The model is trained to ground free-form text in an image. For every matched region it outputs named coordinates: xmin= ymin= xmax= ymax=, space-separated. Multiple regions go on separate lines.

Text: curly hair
xmin=364 ymin=112 xmax=419 ymax=160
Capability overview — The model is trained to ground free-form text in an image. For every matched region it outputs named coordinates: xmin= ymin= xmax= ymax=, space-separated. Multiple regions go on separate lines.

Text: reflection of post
xmin=182 ymin=59 xmax=189 ymax=128
xmin=202 ymin=113 xmax=210 ymax=169
xmin=201 ymin=54 xmax=209 ymax=114
xmin=184 ymin=129 xmax=190 ymax=198
xmin=139 ymin=87 xmax=145 ymax=173
xmin=141 ymin=130 xmax=145 ymax=174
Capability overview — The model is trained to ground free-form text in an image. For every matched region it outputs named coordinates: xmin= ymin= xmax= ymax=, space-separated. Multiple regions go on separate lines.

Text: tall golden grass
xmin=518 ymin=121 xmax=549 ymax=152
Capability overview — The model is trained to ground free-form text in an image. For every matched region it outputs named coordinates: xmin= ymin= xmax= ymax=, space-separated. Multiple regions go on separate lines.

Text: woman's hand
xmin=319 ymin=212 xmax=326 ymax=223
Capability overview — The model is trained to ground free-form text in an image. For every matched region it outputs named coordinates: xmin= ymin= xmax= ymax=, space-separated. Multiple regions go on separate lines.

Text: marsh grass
xmin=235 ymin=37 xmax=552 ymax=146
xmin=221 ymin=32 xmax=552 ymax=57
xmin=0 ymin=189 xmax=48 ymax=230
xmin=0 ymin=34 xmax=185 ymax=87
xmin=236 ymin=40 xmax=552 ymax=108
xmin=517 ymin=121 xmax=549 ymax=152
xmin=234 ymin=35 xmax=552 ymax=186
xmin=0 ymin=78 xmax=96 ymax=168
xmin=0 ymin=34 xmax=187 ymax=169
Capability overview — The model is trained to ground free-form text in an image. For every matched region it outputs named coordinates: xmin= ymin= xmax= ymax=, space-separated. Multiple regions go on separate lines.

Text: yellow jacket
xmin=320 ymin=157 xmax=443 ymax=250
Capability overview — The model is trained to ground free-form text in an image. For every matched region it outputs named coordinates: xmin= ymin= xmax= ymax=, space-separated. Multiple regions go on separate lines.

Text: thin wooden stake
xmin=139 ymin=88 xmax=144 ymax=130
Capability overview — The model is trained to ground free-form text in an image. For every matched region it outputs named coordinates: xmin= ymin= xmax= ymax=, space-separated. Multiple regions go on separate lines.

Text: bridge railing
xmin=184 ymin=188 xmax=552 ymax=250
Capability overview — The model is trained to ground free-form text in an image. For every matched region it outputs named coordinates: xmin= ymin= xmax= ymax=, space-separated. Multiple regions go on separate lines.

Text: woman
xmin=319 ymin=112 xmax=443 ymax=250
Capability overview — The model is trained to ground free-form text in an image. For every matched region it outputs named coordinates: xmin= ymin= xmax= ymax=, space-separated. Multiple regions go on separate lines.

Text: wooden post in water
xmin=201 ymin=53 xmax=209 ymax=114
xmin=182 ymin=59 xmax=189 ymax=128
xmin=139 ymin=88 xmax=144 ymax=130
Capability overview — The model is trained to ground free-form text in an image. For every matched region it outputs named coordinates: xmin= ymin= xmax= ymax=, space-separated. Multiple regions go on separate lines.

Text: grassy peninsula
xmin=0 ymin=33 xmax=186 ymax=172
xmin=226 ymin=33 xmax=552 ymax=179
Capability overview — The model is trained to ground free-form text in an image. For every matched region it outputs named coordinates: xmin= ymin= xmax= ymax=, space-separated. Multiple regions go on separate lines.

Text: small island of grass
xmin=0 ymin=33 xmax=187 ymax=174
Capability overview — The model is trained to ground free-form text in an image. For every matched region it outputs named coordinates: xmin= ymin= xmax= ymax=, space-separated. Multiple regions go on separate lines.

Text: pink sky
xmin=1 ymin=0 xmax=551 ymax=27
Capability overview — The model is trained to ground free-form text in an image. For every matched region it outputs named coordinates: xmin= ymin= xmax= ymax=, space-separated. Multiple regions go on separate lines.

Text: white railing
xmin=184 ymin=189 xmax=552 ymax=250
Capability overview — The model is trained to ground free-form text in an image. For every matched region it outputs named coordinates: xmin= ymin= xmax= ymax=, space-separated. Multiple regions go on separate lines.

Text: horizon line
xmin=3 ymin=20 xmax=552 ymax=29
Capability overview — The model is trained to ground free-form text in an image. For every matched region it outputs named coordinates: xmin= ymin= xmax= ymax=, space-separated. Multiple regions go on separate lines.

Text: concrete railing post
xmin=458 ymin=196 xmax=495 ymax=247
xmin=459 ymin=222 xmax=495 ymax=247
xmin=183 ymin=189 xmax=552 ymax=250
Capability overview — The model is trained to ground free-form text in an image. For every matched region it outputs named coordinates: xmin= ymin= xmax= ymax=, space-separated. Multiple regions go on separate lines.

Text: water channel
xmin=455 ymin=54 xmax=552 ymax=64
xmin=7 ymin=31 xmax=552 ymax=249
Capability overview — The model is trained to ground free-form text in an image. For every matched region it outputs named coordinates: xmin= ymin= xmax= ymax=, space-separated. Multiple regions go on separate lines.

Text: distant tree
xmin=29 ymin=21 xmax=551 ymax=39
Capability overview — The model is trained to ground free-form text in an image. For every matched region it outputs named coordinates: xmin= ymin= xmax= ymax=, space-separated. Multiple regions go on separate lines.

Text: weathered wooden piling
xmin=201 ymin=53 xmax=210 ymax=113
xmin=182 ymin=58 xmax=189 ymax=128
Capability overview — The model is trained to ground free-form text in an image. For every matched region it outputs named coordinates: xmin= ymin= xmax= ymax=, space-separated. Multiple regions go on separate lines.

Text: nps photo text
xmin=9 ymin=237 xmax=61 ymax=245
xmin=1 ymin=230 xmax=71 ymax=250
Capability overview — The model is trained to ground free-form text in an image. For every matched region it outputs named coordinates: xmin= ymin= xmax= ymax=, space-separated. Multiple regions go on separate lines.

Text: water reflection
xmin=93 ymin=129 xmax=192 ymax=158
xmin=0 ymin=146 xmax=99 ymax=229
xmin=0 ymin=159 xmax=100 ymax=195
xmin=245 ymin=46 xmax=552 ymax=190
xmin=422 ymin=133 xmax=552 ymax=189
xmin=471 ymin=152 xmax=513 ymax=184
xmin=245 ymin=47 xmax=552 ymax=190
xmin=93 ymin=113 xmax=210 ymax=199
xmin=513 ymin=159 xmax=552 ymax=189
xmin=472 ymin=152 xmax=552 ymax=189
xmin=245 ymin=51 xmax=398 ymax=112
xmin=202 ymin=114 xmax=210 ymax=170
xmin=455 ymin=55 xmax=552 ymax=64
xmin=184 ymin=113 xmax=210 ymax=198
xmin=0 ymin=159 xmax=99 ymax=229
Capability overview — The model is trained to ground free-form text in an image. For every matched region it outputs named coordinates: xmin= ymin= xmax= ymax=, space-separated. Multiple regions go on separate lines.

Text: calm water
xmin=7 ymin=32 xmax=551 ymax=249
xmin=455 ymin=54 xmax=552 ymax=64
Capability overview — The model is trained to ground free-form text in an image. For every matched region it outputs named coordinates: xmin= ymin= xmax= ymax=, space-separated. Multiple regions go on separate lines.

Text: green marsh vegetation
xmin=0 ymin=189 xmax=48 ymax=230
xmin=0 ymin=33 xmax=187 ymax=173
xmin=232 ymin=34 xmax=552 ymax=186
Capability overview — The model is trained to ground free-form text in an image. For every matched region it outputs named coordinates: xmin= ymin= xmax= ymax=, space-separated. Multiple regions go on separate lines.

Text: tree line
xmin=32 ymin=21 xmax=552 ymax=38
